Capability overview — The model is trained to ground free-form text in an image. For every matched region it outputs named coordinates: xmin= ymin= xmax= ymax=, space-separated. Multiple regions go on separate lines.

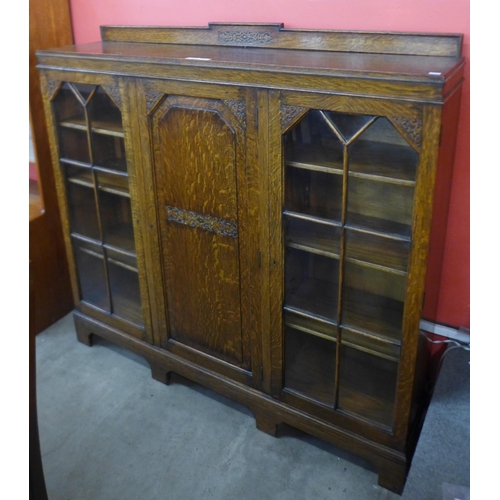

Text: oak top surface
xmin=38 ymin=41 xmax=463 ymax=83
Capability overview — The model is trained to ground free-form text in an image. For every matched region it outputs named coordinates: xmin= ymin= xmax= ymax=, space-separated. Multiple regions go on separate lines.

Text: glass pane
xmin=99 ymin=191 xmax=135 ymax=253
xmin=285 ymin=215 xmax=341 ymax=258
xmin=285 ymin=167 xmax=342 ymax=221
xmin=345 ymin=229 xmax=410 ymax=273
xmin=73 ymin=238 xmax=110 ymax=311
xmin=320 ymin=111 xmax=376 ymax=143
xmin=88 ymin=87 xmax=127 ymax=172
xmin=107 ymin=249 xmax=143 ymax=326
xmin=346 ymin=177 xmax=414 ymax=238
xmin=285 ymin=248 xmax=339 ymax=323
xmin=346 ymin=117 xmax=418 ymax=239
xmin=96 ymin=169 xmax=130 ymax=197
xmin=337 ymin=338 xmax=398 ymax=428
xmin=53 ymin=83 xmax=90 ymax=164
xmin=284 ymin=110 xmax=344 ymax=171
xmin=71 ymin=83 xmax=96 ymax=102
xmin=349 ymin=118 xmax=418 ymax=182
xmin=285 ymin=327 xmax=336 ymax=406
xmin=341 ymin=262 xmax=406 ymax=342
xmin=64 ymin=165 xmax=100 ymax=240
xmin=281 ymin=108 xmax=419 ymax=425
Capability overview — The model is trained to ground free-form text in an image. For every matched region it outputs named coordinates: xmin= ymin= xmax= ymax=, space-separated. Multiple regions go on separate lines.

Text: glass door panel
xmin=345 ymin=230 xmax=410 ymax=273
xmin=284 ymin=326 xmax=336 ymax=406
xmin=106 ymin=248 xmax=143 ymax=326
xmin=337 ymin=338 xmax=399 ymax=428
xmin=285 ymin=248 xmax=339 ymax=322
xmin=52 ymin=82 xmax=143 ymax=327
xmin=88 ymin=87 xmax=127 ymax=172
xmin=99 ymin=191 xmax=135 ymax=253
xmin=73 ymin=237 xmax=110 ymax=312
xmin=342 ymin=262 xmax=406 ymax=342
xmin=285 ymin=216 xmax=341 ymax=258
xmin=53 ymin=83 xmax=91 ymax=164
xmin=281 ymin=106 xmax=419 ymax=428
xmin=346 ymin=177 xmax=414 ymax=238
xmin=62 ymin=162 xmax=99 ymax=240
xmin=349 ymin=118 xmax=418 ymax=182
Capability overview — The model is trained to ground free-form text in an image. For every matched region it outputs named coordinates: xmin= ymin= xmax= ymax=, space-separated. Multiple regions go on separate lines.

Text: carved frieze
xmin=218 ymin=31 xmax=273 ymax=45
xmin=389 ymin=116 xmax=422 ymax=152
xmin=280 ymin=104 xmax=308 ymax=133
xmin=166 ymin=206 xmax=238 ymax=239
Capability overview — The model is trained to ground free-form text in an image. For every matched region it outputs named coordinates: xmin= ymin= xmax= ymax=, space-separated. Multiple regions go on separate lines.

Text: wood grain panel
xmin=101 ymin=24 xmax=462 ymax=58
xmin=151 ymin=98 xmax=248 ymax=368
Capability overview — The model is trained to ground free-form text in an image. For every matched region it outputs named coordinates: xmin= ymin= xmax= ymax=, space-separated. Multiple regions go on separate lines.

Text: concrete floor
xmin=36 ymin=313 xmax=401 ymax=500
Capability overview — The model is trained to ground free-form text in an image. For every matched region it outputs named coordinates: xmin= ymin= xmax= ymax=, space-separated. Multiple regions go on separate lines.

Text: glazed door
xmin=43 ymin=75 xmax=152 ymax=342
xmin=268 ymin=91 xmax=426 ymax=440
xmin=136 ymin=81 xmax=261 ymax=387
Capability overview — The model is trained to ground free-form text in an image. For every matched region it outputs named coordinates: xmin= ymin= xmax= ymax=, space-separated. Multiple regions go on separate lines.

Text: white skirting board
xmin=419 ymin=319 xmax=470 ymax=344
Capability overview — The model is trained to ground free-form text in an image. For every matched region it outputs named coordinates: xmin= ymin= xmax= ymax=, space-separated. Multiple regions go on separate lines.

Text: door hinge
xmin=257 ymin=249 xmax=262 ymax=268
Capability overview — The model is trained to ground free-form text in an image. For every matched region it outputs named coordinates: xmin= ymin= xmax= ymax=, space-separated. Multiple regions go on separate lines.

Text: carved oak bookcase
xmin=37 ymin=23 xmax=464 ymax=493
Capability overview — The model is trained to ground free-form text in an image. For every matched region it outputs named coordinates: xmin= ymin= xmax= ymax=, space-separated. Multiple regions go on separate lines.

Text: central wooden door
xmin=138 ymin=81 xmax=261 ymax=388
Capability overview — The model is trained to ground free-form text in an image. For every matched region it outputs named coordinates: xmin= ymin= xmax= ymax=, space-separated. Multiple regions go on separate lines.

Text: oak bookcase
xmin=38 ymin=23 xmax=464 ymax=493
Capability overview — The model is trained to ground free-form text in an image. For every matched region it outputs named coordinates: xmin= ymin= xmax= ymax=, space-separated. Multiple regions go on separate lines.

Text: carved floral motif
xmin=280 ymin=104 xmax=308 ymax=132
xmin=102 ymin=85 xmax=122 ymax=110
xmin=166 ymin=206 xmax=238 ymax=239
xmin=389 ymin=117 xmax=422 ymax=151
xmin=218 ymin=31 xmax=273 ymax=45
xmin=223 ymin=100 xmax=246 ymax=127
xmin=47 ymin=80 xmax=61 ymax=100
xmin=146 ymin=91 xmax=166 ymax=114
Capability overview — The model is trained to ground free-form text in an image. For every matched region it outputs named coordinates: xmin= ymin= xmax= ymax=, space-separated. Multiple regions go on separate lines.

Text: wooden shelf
xmin=71 ymin=232 xmax=137 ymax=259
xmin=341 ymin=287 xmax=404 ymax=342
xmin=283 ymin=210 xmax=342 ymax=228
xmin=284 ymin=310 xmax=400 ymax=361
xmin=102 ymin=223 xmax=136 ymax=255
xmin=338 ymin=345 xmax=398 ymax=428
xmin=108 ymin=260 xmax=144 ymax=327
xmin=344 ymin=257 xmax=407 ymax=276
xmin=345 ymin=228 xmax=410 ymax=273
xmin=96 ymin=169 xmax=130 ymax=197
xmin=285 ymin=140 xmax=417 ymax=185
xmin=285 ymin=327 xmax=336 ymax=407
xmin=286 ymin=276 xmax=338 ymax=323
xmin=345 ymin=213 xmax=412 ymax=241
xmin=341 ymin=327 xmax=400 ymax=362
xmin=285 ymin=216 xmax=341 ymax=259
xmin=59 ymin=116 xmax=124 ymax=137
xmin=66 ymin=169 xmax=93 ymax=189
xmin=60 ymin=158 xmax=91 ymax=169
xmin=66 ymin=168 xmax=130 ymax=198
xmin=284 ymin=310 xmax=337 ymax=340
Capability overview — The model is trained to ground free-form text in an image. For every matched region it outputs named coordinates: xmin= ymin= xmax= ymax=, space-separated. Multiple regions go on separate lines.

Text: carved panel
xmin=102 ymin=85 xmax=122 ymax=110
xmin=146 ymin=91 xmax=165 ymax=114
xmin=388 ymin=116 xmax=422 ymax=152
xmin=280 ymin=104 xmax=308 ymax=133
xmin=166 ymin=206 xmax=238 ymax=239
xmin=218 ymin=30 xmax=273 ymax=45
xmin=223 ymin=100 xmax=246 ymax=127
xmin=47 ymin=80 xmax=61 ymax=101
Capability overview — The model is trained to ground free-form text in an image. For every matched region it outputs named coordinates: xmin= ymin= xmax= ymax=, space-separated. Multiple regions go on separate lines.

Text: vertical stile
xmin=333 ymin=141 xmax=349 ymax=408
xmin=82 ymin=84 xmax=114 ymax=314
